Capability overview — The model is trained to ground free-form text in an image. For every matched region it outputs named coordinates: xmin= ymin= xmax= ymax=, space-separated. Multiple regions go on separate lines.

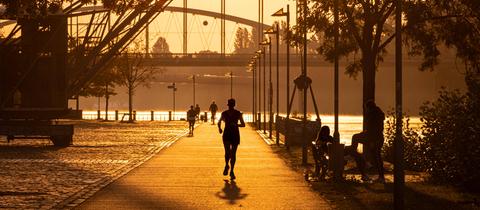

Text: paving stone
xmin=0 ymin=120 xmax=189 ymax=209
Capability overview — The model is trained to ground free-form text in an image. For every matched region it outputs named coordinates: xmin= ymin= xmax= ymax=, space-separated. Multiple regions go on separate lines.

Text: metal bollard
xmin=151 ymin=111 xmax=154 ymax=121
xmin=168 ymin=111 xmax=172 ymax=121
xmin=257 ymin=113 xmax=261 ymax=130
xmin=204 ymin=112 xmax=208 ymax=122
xmin=97 ymin=110 xmax=101 ymax=120
xmin=115 ymin=110 xmax=119 ymax=121
xmin=133 ymin=111 xmax=137 ymax=121
xmin=330 ymin=142 xmax=345 ymax=181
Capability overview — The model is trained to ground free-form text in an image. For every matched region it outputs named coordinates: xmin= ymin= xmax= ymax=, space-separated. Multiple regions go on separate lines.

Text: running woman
xmin=217 ymin=98 xmax=245 ymax=180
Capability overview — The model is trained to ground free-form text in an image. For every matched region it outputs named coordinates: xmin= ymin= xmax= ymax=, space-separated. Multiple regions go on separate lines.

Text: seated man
xmin=345 ymin=100 xmax=385 ymax=182
xmin=344 ymin=132 xmax=370 ymax=181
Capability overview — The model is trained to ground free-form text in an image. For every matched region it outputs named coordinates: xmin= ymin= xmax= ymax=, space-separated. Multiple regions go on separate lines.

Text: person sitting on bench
xmin=311 ymin=126 xmax=335 ymax=179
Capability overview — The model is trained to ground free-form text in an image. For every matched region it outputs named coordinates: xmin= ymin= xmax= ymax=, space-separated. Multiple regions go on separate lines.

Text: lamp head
xmin=272 ymin=8 xmax=288 ymax=16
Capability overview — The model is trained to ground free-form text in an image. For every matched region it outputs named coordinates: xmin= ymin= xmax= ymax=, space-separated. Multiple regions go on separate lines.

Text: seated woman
xmin=311 ymin=126 xmax=334 ymax=179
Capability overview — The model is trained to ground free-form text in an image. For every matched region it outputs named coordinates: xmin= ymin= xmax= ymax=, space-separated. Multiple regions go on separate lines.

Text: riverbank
xmin=271 ymin=146 xmax=480 ymax=209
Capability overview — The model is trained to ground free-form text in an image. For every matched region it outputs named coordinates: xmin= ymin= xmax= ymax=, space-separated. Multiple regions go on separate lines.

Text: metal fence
xmin=82 ymin=111 xmax=255 ymax=123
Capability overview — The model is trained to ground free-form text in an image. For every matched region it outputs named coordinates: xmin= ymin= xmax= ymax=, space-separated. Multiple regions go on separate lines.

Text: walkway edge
xmin=53 ymin=127 xmax=191 ymax=210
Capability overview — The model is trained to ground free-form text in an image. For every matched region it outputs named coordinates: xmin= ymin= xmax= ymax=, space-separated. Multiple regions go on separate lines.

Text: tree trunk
xmin=105 ymin=83 xmax=109 ymax=121
xmin=128 ymin=86 xmax=133 ymax=122
xmin=362 ymin=53 xmax=377 ymax=130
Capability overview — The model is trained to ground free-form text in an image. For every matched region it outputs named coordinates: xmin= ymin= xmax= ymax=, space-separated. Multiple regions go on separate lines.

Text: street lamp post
xmin=260 ymin=39 xmax=272 ymax=137
xmin=167 ymin=83 xmax=177 ymax=119
xmin=257 ymin=49 xmax=263 ymax=130
xmin=394 ymin=0 xmax=405 ymax=208
xmin=230 ymin=71 xmax=233 ymax=98
xmin=301 ymin=0 xmax=308 ymax=165
xmin=193 ymin=75 xmax=196 ymax=105
xmin=251 ymin=55 xmax=259 ymax=123
xmin=263 ymin=46 xmax=266 ymax=134
xmin=264 ymin=25 xmax=280 ymax=143
xmin=272 ymin=5 xmax=290 ymax=146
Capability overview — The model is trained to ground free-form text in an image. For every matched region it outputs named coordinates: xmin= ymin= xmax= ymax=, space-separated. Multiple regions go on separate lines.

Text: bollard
xmin=330 ymin=142 xmax=345 ymax=181
xmin=115 ymin=110 xmax=119 ymax=121
xmin=151 ymin=111 xmax=154 ymax=121
xmin=168 ymin=111 xmax=172 ymax=121
xmin=275 ymin=115 xmax=280 ymax=145
xmin=97 ymin=110 xmax=101 ymax=120
xmin=133 ymin=111 xmax=137 ymax=121
xmin=257 ymin=113 xmax=261 ymax=130
xmin=204 ymin=112 xmax=208 ymax=122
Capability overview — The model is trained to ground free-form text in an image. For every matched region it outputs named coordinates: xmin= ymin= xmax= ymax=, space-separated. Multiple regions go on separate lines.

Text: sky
xmin=168 ymin=0 xmax=296 ymax=24
xmin=146 ymin=0 xmax=298 ymax=53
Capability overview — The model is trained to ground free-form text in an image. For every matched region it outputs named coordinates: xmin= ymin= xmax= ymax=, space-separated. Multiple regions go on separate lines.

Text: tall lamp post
xmin=227 ymin=71 xmax=233 ymax=98
xmin=264 ymin=24 xmax=280 ymax=144
xmin=394 ymin=0 xmax=404 ymax=208
xmin=260 ymin=39 xmax=272 ymax=137
xmin=250 ymin=56 xmax=258 ymax=124
xmin=167 ymin=83 xmax=177 ymax=119
xmin=272 ymin=5 xmax=290 ymax=146
xmin=256 ymin=49 xmax=263 ymax=130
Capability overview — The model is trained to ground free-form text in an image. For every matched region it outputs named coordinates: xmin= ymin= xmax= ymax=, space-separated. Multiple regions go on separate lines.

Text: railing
xmin=81 ymin=110 xmax=255 ymax=123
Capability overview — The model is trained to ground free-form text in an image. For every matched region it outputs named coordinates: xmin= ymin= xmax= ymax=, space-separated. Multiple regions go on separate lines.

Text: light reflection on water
xmin=82 ymin=111 xmax=421 ymax=145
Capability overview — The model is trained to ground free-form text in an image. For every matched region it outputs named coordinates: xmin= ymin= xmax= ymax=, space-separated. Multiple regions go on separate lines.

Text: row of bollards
xmin=94 ymin=110 xmax=210 ymax=122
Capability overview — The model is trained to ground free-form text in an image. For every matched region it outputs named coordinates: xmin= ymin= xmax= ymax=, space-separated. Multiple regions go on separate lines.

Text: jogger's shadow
xmin=215 ymin=179 xmax=248 ymax=204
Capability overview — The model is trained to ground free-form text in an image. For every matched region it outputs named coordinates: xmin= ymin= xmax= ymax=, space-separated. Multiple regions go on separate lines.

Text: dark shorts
xmin=223 ymin=132 xmax=240 ymax=145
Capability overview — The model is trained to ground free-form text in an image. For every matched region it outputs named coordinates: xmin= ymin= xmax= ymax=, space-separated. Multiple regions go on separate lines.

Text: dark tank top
xmin=221 ymin=109 xmax=241 ymax=144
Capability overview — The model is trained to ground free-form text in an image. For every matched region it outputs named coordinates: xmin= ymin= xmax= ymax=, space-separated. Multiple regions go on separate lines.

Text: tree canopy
xmin=0 ymin=0 xmax=149 ymax=18
xmin=151 ymin=36 xmax=171 ymax=56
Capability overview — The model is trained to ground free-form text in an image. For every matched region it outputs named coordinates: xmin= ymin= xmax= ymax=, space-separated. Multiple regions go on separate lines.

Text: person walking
xmin=218 ymin=98 xmax=245 ymax=180
xmin=194 ymin=104 xmax=201 ymax=121
xmin=209 ymin=101 xmax=218 ymax=125
xmin=187 ymin=105 xmax=196 ymax=136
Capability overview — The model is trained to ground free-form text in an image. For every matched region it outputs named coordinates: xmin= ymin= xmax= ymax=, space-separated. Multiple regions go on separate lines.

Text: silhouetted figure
xmin=209 ymin=101 xmax=218 ymax=125
xmin=187 ymin=105 xmax=196 ymax=136
xmin=350 ymin=100 xmax=386 ymax=182
xmin=312 ymin=126 xmax=334 ymax=180
xmin=218 ymin=99 xmax=245 ymax=180
xmin=194 ymin=104 xmax=201 ymax=121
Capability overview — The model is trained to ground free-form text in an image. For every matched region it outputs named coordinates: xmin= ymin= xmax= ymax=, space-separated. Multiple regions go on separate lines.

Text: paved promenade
xmin=77 ymin=124 xmax=331 ymax=209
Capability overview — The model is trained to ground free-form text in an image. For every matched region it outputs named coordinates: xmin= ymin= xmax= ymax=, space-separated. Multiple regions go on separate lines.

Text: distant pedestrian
xmin=187 ymin=105 xmax=196 ymax=136
xmin=218 ymin=98 xmax=245 ymax=180
xmin=209 ymin=101 xmax=218 ymax=124
xmin=195 ymin=104 xmax=201 ymax=121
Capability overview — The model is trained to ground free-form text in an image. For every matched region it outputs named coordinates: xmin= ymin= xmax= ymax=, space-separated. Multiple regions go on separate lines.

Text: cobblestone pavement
xmin=0 ymin=120 xmax=190 ymax=209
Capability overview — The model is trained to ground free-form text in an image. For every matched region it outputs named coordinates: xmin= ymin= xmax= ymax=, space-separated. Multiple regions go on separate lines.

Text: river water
xmin=82 ymin=111 xmax=421 ymax=145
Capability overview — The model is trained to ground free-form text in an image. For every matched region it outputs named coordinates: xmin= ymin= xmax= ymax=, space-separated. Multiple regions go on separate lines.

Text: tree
xmin=233 ymin=27 xmax=254 ymax=54
xmin=77 ymin=63 xmax=118 ymax=119
xmin=0 ymin=0 xmax=147 ymax=18
xmin=295 ymin=0 xmax=405 ymax=126
xmin=151 ymin=36 xmax=171 ymax=57
xmin=116 ymin=51 xmax=155 ymax=122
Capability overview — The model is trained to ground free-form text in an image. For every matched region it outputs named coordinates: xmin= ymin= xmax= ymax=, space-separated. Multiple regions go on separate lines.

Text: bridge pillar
xmin=183 ymin=0 xmax=188 ymax=55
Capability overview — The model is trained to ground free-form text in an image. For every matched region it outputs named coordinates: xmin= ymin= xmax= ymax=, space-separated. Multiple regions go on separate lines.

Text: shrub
xmin=382 ymin=110 xmax=426 ymax=172
xmin=419 ymin=88 xmax=480 ymax=192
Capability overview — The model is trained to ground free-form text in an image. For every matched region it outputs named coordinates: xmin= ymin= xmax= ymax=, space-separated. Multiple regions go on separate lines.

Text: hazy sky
xmin=168 ymin=0 xmax=296 ymax=24
xmin=147 ymin=0 xmax=297 ymax=53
